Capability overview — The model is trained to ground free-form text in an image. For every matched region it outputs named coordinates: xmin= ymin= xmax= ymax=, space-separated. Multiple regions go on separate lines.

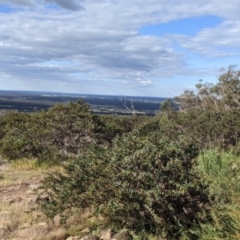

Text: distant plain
xmin=0 ymin=90 xmax=166 ymax=115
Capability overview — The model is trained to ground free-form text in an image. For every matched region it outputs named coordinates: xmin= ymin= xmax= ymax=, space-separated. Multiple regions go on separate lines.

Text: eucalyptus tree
xmin=175 ymin=65 xmax=240 ymax=111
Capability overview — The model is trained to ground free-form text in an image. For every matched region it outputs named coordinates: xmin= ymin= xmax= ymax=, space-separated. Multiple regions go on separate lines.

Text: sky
xmin=0 ymin=0 xmax=240 ymax=97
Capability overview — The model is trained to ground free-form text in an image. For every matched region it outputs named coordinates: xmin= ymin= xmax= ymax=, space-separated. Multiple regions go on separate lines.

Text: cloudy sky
xmin=0 ymin=0 xmax=240 ymax=97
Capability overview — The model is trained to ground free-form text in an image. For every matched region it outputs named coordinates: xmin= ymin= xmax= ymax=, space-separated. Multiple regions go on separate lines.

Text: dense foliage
xmin=38 ymin=134 xmax=211 ymax=239
xmin=0 ymin=100 xmax=97 ymax=162
xmin=138 ymin=110 xmax=240 ymax=151
xmin=195 ymin=150 xmax=240 ymax=239
xmin=0 ymin=100 xmax=141 ymax=163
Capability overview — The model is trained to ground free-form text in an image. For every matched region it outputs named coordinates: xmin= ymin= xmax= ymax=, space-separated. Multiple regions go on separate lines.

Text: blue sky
xmin=140 ymin=16 xmax=223 ymax=37
xmin=0 ymin=0 xmax=240 ymax=97
xmin=0 ymin=4 xmax=13 ymax=13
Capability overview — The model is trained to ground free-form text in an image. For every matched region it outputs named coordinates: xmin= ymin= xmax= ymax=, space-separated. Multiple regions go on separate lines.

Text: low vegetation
xmin=195 ymin=150 xmax=240 ymax=239
xmin=0 ymin=65 xmax=240 ymax=239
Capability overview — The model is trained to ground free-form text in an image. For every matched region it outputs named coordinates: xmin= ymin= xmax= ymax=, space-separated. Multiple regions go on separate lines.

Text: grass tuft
xmin=194 ymin=150 xmax=240 ymax=239
xmin=11 ymin=158 xmax=48 ymax=170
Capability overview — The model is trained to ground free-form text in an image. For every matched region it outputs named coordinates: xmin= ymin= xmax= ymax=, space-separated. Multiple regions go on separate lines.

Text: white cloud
xmin=0 ymin=0 xmax=83 ymax=10
xmin=172 ymin=20 xmax=240 ymax=58
xmin=0 ymin=0 xmax=35 ymax=6
xmin=1 ymin=0 xmax=240 ymax=96
xmin=43 ymin=0 xmax=83 ymax=11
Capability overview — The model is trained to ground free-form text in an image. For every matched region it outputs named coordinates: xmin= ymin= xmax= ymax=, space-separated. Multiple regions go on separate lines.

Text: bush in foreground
xmin=38 ymin=133 xmax=211 ymax=239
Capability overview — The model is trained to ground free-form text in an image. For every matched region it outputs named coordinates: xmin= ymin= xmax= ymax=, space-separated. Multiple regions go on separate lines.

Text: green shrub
xmin=38 ymin=133 xmax=211 ymax=239
xmin=0 ymin=100 xmax=101 ymax=163
xmin=194 ymin=150 xmax=240 ymax=239
xmin=0 ymin=101 xmax=145 ymax=163
xmin=137 ymin=110 xmax=240 ymax=151
xmin=0 ymin=111 xmax=33 ymax=160
xmin=97 ymin=115 xmax=148 ymax=142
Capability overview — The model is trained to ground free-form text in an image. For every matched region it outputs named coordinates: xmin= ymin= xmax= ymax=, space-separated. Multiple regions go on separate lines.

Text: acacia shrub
xmin=0 ymin=100 xmax=101 ymax=162
xmin=97 ymin=115 xmax=148 ymax=142
xmin=38 ymin=133 xmax=211 ymax=239
xmin=0 ymin=111 xmax=34 ymax=160
xmin=41 ymin=100 xmax=100 ymax=157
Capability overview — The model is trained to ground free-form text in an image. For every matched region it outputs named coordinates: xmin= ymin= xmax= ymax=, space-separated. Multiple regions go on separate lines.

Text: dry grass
xmin=0 ymin=159 xmax=93 ymax=240
xmin=10 ymin=158 xmax=42 ymax=171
